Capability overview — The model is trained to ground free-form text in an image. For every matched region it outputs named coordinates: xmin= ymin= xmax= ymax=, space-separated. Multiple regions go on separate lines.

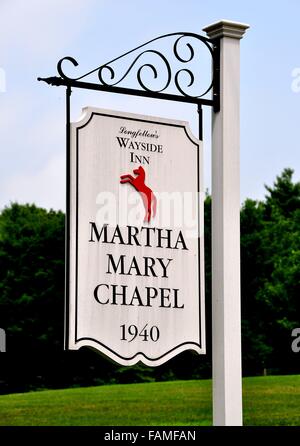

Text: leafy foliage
xmin=241 ymin=169 xmax=300 ymax=373
xmin=0 ymin=203 xmax=65 ymax=352
xmin=0 ymin=169 xmax=299 ymax=392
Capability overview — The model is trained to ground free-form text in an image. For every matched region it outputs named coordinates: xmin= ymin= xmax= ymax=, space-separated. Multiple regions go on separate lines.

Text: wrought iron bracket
xmin=38 ymin=32 xmax=220 ymax=112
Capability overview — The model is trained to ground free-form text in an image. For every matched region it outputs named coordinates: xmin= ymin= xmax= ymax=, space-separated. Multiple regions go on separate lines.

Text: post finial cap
xmin=203 ymin=20 xmax=249 ymax=39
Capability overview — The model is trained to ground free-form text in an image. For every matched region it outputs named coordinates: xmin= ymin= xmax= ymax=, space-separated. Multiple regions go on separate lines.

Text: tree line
xmin=0 ymin=168 xmax=299 ymax=393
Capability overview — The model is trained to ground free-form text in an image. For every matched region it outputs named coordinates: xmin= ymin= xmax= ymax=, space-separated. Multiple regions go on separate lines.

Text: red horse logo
xmin=120 ymin=166 xmax=157 ymax=223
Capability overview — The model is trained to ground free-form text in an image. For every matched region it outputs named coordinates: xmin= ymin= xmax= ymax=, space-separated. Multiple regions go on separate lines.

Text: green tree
xmin=0 ymin=168 xmax=299 ymax=392
xmin=240 ymin=198 xmax=272 ymax=374
xmin=264 ymin=168 xmax=300 ymax=218
xmin=0 ymin=203 xmax=65 ymax=351
xmin=258 ymin=170 xmax=300 ymax=372
xmin=241 ymin=169 xmax=300 ymax=374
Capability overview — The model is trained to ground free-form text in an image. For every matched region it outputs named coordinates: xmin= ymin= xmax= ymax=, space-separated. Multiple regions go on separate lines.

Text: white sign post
xmin=67 ymin=108 xmax=205 ymax=366
xmin=203 ymin=20 xmax=249 ymax=426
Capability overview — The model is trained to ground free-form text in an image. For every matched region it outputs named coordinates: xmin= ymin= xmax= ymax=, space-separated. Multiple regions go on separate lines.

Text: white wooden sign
xmin=67 ymin=107 xmax=205 ymax=366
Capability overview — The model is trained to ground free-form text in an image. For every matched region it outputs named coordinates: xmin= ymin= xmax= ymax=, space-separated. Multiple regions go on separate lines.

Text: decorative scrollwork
xmin=56 ymin=32 xmax=215 ymax=100
xmin=98 ymin=50 xmax=171 ymax=93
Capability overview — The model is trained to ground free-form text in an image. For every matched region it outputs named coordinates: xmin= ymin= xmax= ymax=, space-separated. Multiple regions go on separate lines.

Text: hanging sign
xmin=67 ymin=107 xmax=205 ymax=366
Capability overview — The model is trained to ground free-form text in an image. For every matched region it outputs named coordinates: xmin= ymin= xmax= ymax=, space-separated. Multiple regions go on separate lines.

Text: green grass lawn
xmin=0 ymin=375 xmax=299 ymax=426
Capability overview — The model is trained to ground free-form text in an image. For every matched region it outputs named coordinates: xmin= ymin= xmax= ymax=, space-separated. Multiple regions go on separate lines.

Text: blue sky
xmin=1 ymin=0 xmax=299 ymax=211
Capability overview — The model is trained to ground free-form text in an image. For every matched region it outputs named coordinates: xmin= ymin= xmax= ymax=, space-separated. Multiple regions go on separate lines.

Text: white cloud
xmin=2 ymin=152 xmax=66 ymax=211
xmin=0 ymin=88 xmax=65 ymax=176
xmin=0 ymin=0 xmax=98 ymax=60
xmin=0 ymin=0 xmax=97 ymax=210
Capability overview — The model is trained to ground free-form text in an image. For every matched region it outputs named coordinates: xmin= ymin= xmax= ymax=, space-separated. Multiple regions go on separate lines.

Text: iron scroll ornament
xmin=38 ymin=32 xmax=220 ymax=110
